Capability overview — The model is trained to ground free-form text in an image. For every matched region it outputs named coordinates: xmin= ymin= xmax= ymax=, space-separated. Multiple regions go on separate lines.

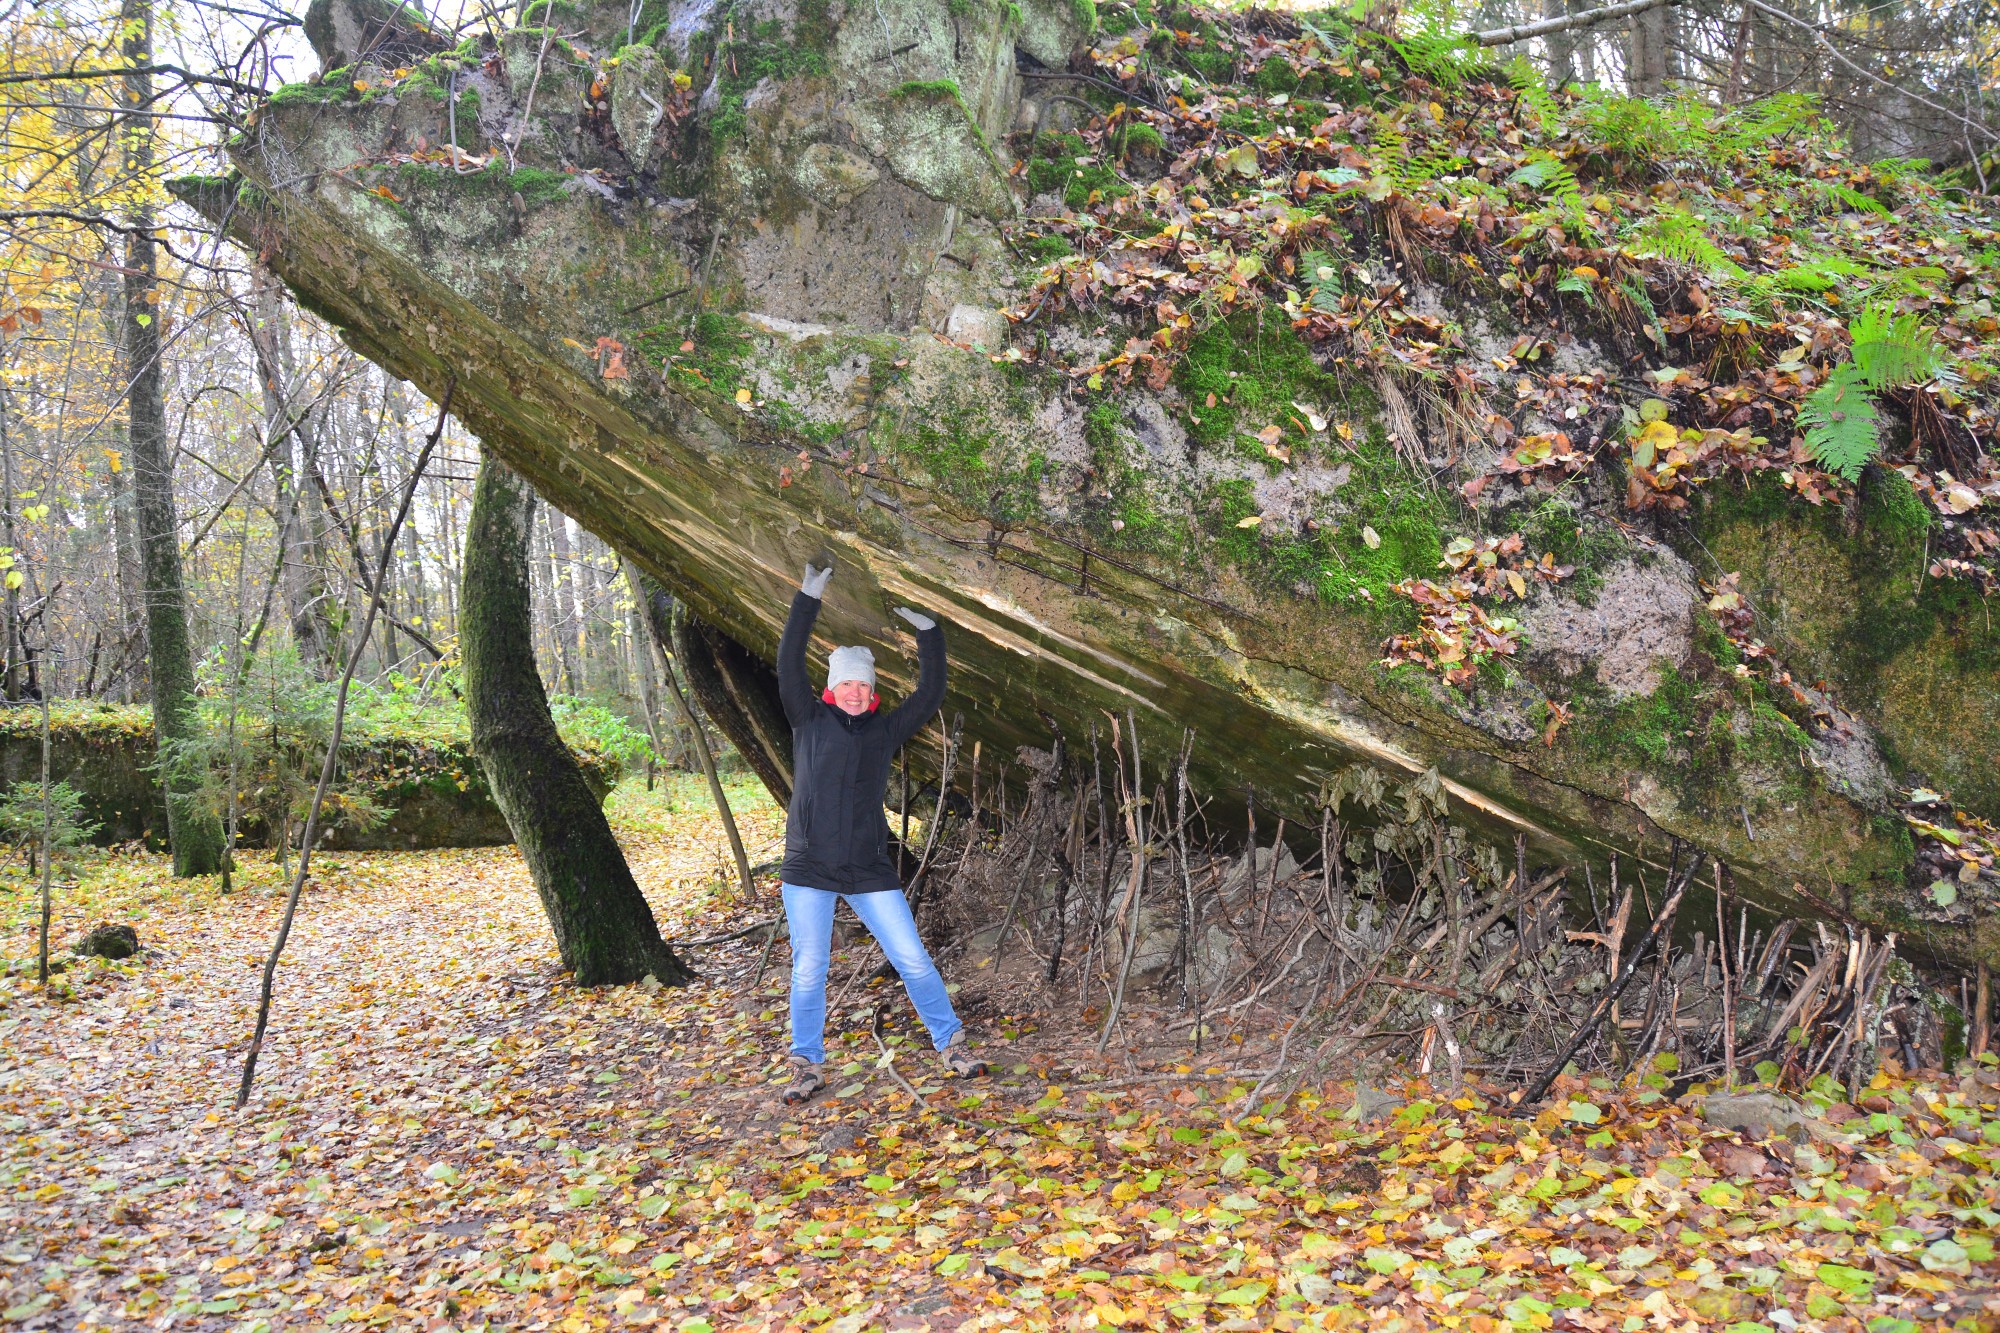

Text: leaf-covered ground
xmin=4 ymin=779 xmax=1999 ymax=1332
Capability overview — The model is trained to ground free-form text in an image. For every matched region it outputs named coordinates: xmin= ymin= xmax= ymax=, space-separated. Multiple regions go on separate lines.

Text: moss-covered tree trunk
xmin=462 ymin=456 xmax=693 ymax=986
xmin=122 ymin=0 xmax=223 ymax=877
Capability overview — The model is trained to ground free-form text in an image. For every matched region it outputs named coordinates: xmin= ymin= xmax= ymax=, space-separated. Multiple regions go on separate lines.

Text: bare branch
xmin=1475 ymin=0 xmax=1678 ymax=48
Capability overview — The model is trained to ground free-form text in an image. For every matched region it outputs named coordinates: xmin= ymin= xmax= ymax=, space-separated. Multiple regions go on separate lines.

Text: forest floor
xmin=2 ymin=778 xmax=1998 ymax=1333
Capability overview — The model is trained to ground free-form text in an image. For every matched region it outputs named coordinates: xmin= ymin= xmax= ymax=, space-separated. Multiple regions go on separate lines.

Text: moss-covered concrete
xmin=1694 ymin=473 xmax=2000 ymax=818
xmin=174 ymin=0 xmax=2000 ymax=968
xmin=0 ymin=703 xmax=619 ymax=851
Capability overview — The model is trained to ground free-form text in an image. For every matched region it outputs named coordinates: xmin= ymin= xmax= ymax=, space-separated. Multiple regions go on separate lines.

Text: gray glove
xmin=801 ymin=563 xmax=833 ymax=599
xmin=894 ymin=605 xmax=935 ymax=632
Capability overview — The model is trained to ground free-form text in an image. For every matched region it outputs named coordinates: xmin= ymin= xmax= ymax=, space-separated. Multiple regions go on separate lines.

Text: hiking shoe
xmin=783 ymin=1056 xmax=826 ymax=1104
xmin=940 ymin=1033 xmax=987 ymax=1079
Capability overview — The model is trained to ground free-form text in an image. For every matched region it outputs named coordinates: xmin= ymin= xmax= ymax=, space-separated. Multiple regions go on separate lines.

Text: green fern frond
xmin=1298 ymin=249 xmax=1343 ymax=309
xmin=1390 ymin=31 xmax=1480 ymax=90
xmin=1620 ymin=272 xmax=1656 ymax=323
xmin=1626 ymin=209 xmax=1743 ymax=277
xmin=1774 ymin=256 xmax=1869 ymax=293
xmin=1868 ymin=156 xmax=1931 ymax=187
xmin=1725 ymin=94 xmax=1821 ymax=147
xmin=1504 ymin=56 xmax=1560 ymax=128
xmin=1847 ymin=301 xmax=1943 ymax=388
xmin=1392 ymin=0 xmax=1480 ymax=89
xmin=1798 ymin=362 xmax=1881 ymax=480
xmin=1814 ymin=180 xmax=1888 ymax=216
xmin=1508 ymin=151 xmax=1579 ymax=205
xmin=1861 ymin=264 xmax=1949 ymax=304
xmin=1555 ymin=272 xmax=1597 ymax=308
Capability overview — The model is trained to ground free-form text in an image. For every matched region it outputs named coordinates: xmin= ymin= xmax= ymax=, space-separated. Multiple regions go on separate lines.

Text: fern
xmin=1620 ymin=271 xmax=1657 ymax=322
xmin=1626 ymin=208 xmax=1743 ymax=277
xmin=1797 ymin=362 xmax=1881 ymax=480
xmin=1862 ymin=263 xmax=1949 ymax=304
xmin=1774 ymin=256 xmax=1869 ymax=293
xmin=1391 ymin=31 xmax=1480 ymax=89
xmin=1373 ymin=116 xmax=1412 ymax=191
xmin=1392 ymin=0 xmax=1481 ymax=89
xmin=1555 ymin=271 xmax=1597 ymax=308
xmin=1299 ymin=249 xmax=1343 ymax=309
xmin=1723 ymin=94 xmax=1821 ymax=150
xmin=1814 ymin=180 xmax=1888 ymax=216
xmin=1847 ymin=301 xmax=1943 ymax=387
xmin=1508 ymin=151 xmax=1580 ymax=206
xmin=1504 ymin=56 xmax=1559 ymax=128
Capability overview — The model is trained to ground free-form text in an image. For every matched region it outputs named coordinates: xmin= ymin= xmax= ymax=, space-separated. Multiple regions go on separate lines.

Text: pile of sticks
xmin=903 ymin=722 xmax=1948 ymax=1099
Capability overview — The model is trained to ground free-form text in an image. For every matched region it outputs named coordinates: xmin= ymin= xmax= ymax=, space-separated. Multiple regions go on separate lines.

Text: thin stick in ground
xmin=1096 ymin=709 xmax=1147 ymax=1054
xmin=36 ymin=686 xmax=50 ymax=988
xmin=238 ymin=379 xmax=454 ymax=1109
xmin=1515 ymin=844 xmax=1704 ymax=1111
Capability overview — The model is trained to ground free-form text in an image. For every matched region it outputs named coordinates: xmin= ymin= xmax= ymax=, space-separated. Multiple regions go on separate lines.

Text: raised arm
xmin=777 ymin=564 xmax=832 ymax=727
xmin=883 ymin=606 xmax=947 ymax=747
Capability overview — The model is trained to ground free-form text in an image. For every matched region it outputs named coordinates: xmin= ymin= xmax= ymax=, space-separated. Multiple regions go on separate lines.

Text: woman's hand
xmin=894 ymin=606 xmax=935 ymax=631
xmin=801 ymin=563 xmax=833 ymax=599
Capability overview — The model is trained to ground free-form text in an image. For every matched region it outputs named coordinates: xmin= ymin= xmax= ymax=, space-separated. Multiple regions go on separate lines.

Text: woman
xmin=775 ymin=561 xmax=985 ymax=1104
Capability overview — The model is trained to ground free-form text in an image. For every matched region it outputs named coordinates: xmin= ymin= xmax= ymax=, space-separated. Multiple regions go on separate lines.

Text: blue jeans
xmin=782 ymin=883 xmax=961 ymax=1064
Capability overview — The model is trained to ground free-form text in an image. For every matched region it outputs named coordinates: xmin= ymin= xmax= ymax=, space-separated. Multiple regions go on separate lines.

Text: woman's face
xmin=831 ymin=679 xmax=872 ymax=716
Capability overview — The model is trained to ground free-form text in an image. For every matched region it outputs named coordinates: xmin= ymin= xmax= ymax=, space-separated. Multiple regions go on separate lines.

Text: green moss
xmin=520 ymin=0 xmax=584 ymax=24
xmin=1119 ymin=122 xmax=1167 ymax=156
xmin=1574 ymin=662 xmax=1816 ymax=814
xmin=1072 ymin=0 xmax=1098 ymax=34
xmin=1023 ymin=233 xmax=1075 ymax=261
xmin=1863 ymin=466 xmax=1933 ymax=538
xmin=1171 ymin=310 xmax=1444 ymax=605
xmin=893 ymin=79 xmax=964 ymax=99
xmin=706 ymin=0 xmax=836 ymax=156
xmin=1077 ymin=401 xmax=1179 ymax=551
xmin=268 ymin=78 xmax=352 ymax=107
xmin=395 ymin=158 xmax=570 ymax=208
xmin=1218 ymin=107 xmax=1272 ymax=137
xmin=1026 ymin=132 xmax=1130 ymax=207
xmin=641 ymin=310 xmax=751 ymax=397
xmin=898 ymin=415 xmax=1046 ymax=526
xmin=1251 ymin=57 xmax=1302 ymax=96
xmin=1174 ymin=309 xmax=1328 ymax=453
xmin=1511 ymin=498 xmax=1629 ymax=604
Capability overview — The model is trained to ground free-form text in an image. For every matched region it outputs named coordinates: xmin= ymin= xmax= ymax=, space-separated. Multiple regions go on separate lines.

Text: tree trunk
xmin=620 ymin=562 xmax=668 ymax=787
xmin=1545 ymin=0 xmax=1576 ymax=86
xmin=546 ymin=506 xmax=581 ymax=694
xmin=670 ymin=601 xmax=793 ymax=806
xmin=122 ymin=0 xmax=223 ymax=876
xmin=252 ymin=273 xmax=339 ymax=677
xmin=1627 ymin=4 xmax=1672 ymax=97
xmin=461 ymin=456 xmax=693 ymax=986
xmin=108 ymin=422 xmax=145 ymax=702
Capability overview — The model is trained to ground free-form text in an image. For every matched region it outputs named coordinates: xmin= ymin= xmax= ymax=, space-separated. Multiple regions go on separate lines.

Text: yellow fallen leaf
xmin=1362 ymin=525 xmax=1381 ymax=549
xmin=1507 ymin=570 xmax=1526 ymax=598
xmin=736 ymin=388 xmax=753 ymax=403
xmin=1236 ymin=515 xmax=1263 ymax=528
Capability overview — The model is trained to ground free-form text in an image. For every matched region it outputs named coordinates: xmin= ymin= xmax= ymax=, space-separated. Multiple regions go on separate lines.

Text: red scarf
xmin=823 ymin=688 xmax=880 ymax=712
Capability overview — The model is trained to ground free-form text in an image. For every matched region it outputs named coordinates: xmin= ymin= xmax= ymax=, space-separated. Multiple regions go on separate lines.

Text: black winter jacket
xmin=776 ymin=591 xmax=946 ymax=894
